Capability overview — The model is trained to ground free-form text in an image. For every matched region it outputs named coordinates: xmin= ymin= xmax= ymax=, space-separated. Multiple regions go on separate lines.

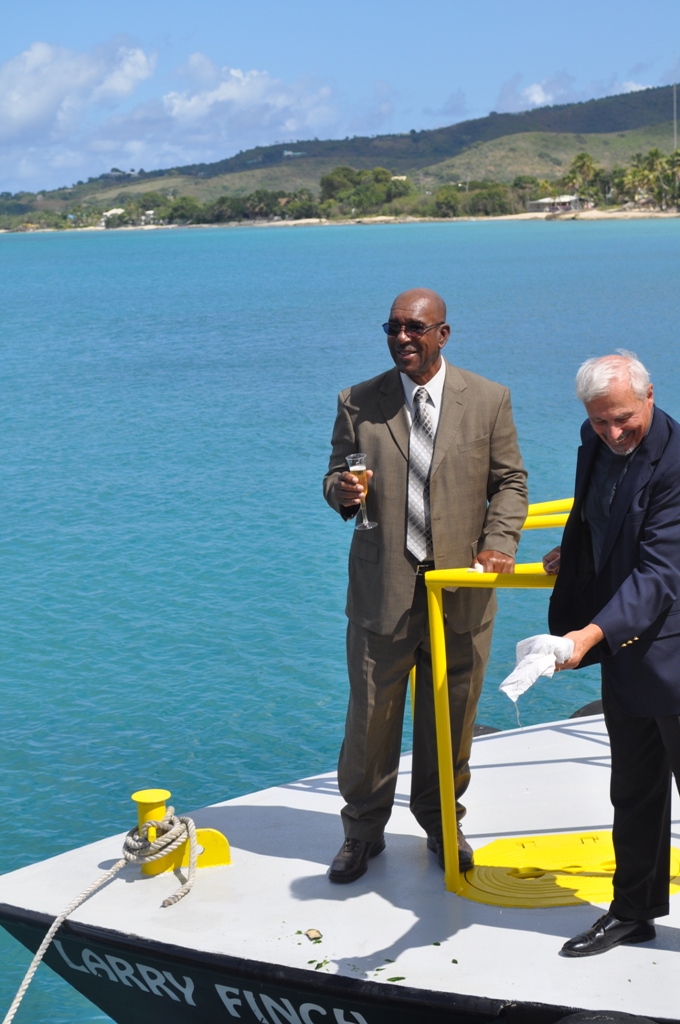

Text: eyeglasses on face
xmin=382 ymin=320 xmax=444 ymax=338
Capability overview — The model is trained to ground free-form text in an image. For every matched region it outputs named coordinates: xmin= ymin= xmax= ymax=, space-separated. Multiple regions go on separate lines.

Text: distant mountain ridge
xmin=166 ymin=84 xmax=678 ymax=180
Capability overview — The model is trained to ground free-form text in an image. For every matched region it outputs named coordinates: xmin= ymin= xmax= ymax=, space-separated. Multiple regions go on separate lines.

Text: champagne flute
xmin=346 ymin=454 xmax=377 ymax=531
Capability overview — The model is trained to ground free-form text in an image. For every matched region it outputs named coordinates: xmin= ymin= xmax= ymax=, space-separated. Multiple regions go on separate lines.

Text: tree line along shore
xmin=2 ymin=147 xmax=680 ymax=232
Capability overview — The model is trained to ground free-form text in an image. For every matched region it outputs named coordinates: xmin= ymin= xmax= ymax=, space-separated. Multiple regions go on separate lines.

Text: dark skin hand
xmin=474 ymin=550 xmax=515 ymax=573
xmin=335 ymin=476 xmax=514 ymax=572
xmin=335 ymin=470 xmax=374 ymax=507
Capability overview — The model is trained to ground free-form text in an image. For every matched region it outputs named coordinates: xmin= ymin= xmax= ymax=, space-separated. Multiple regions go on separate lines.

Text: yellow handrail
xmin=523 ymin=498 xmax=573 ymax=531
xmin=426 ymin=563 xmax=555 ymax=589
xmin=423 ymin=498 xmax=571 ymax=894
xmin=526 ymin=498 xmax=574 ymax=516
xmin=523 ymin=513 xmax=569 ymax=530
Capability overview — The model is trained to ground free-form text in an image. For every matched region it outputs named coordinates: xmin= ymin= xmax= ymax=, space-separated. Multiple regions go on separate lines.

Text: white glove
xmin=499 ymin=634 xmax=575 ymax=703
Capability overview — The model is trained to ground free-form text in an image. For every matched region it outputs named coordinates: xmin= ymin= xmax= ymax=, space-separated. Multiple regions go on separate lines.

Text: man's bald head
xmin=386 ymin=287 xmax=450 ymax=385
xmin=391 ymin=288 xmax=446 ymax=322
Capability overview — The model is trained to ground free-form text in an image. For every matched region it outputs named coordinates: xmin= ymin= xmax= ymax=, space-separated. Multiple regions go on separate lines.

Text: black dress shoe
xmin=427 ymin=824 xmax=474 ymax=872
xmin=561 ymin=912 xmax=656 ymax=957
xmin=328 ymin=837 xmax=385 ymax=884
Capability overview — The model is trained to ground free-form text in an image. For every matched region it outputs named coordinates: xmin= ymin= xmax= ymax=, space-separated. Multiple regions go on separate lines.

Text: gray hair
xmin=575 ymin=350 xmax=651 ymax=404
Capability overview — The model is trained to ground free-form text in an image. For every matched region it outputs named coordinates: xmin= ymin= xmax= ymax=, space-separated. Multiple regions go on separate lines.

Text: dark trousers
xmin=602 ymin=673 xmax=680 ymax=920
xmin=338 ymin=576 xmax=493 ymax=842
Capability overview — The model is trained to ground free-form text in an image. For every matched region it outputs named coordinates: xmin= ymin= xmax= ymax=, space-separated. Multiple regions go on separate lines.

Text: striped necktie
xmin=407 ymin=386 xmax=434 ymax=562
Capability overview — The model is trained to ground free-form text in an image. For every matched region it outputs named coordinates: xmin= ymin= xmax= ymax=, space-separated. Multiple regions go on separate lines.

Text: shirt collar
xmin=400 ymin=359 xmax=447 ymax=409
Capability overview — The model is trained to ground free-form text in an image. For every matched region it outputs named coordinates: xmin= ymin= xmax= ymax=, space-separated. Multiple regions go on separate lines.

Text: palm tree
xmin=562 ymin=152 xmax=601 ymax=202
xmin=571 ymin=152 xmax=597 ymax=186
xmin=643 ymin=148 xmax=671 ymax=208
xmin=668 ymin=149 xmax=680 ymax=208
xmin=621 ymin=165 xmax=650 ymax=205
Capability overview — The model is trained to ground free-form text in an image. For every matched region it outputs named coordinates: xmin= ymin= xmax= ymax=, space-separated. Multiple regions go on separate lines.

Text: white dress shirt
xmin=400 ymin=360 xmax=447 ymax=435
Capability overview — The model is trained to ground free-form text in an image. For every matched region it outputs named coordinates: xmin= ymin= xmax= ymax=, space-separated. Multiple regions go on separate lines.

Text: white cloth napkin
xmin=499 ymin=634 xmax=575 ymax=703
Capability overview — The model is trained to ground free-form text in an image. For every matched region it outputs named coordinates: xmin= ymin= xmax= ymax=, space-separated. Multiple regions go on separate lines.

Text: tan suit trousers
xmin=338 ymin=575 xmax=493 ymax=842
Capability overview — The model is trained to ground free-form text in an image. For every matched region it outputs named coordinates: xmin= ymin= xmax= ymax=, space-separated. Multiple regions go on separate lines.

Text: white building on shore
xmin=526 ymin=194 xmax=582 ymax=213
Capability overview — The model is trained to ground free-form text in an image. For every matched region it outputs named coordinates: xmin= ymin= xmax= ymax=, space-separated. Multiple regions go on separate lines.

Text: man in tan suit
xmin=323 ymin=288 xmax=528 ymax=883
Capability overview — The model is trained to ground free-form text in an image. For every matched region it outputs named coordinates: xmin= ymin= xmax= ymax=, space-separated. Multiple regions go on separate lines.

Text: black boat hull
xmin=0 ymin=903 xmax=599 ymax=1024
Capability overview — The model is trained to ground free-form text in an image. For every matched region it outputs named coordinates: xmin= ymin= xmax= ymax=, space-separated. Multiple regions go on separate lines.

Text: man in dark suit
xmin=545 ymin=351 xmax=680 ymax=957
xmin=323 ymin=288 xmax=528 ymax=883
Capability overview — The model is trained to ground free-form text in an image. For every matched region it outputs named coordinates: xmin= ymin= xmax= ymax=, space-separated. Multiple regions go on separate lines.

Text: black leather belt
xmin=415 ymin=561 xmax=435 ymax=577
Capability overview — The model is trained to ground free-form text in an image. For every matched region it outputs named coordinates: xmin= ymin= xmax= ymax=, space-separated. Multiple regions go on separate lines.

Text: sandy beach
xmin=1 ymin=208 xmax=679 ymax=235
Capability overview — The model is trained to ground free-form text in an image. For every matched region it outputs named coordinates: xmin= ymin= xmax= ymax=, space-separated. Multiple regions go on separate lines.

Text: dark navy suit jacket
xmin=549 ymin=406 xmax=680 ymax=716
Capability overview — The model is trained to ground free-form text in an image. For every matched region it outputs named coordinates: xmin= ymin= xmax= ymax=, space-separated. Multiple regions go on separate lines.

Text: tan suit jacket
xmin=323 ymin=360 xmax=528 ymax=636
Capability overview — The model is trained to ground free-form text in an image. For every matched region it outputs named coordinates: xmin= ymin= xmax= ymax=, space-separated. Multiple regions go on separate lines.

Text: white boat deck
xmin=1 ymin=715 xmax=679 ymax=1019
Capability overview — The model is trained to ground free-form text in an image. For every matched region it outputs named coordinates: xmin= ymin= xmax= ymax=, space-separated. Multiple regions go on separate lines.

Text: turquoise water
xmin=0 ymin=220 xmax=679 ymax=1021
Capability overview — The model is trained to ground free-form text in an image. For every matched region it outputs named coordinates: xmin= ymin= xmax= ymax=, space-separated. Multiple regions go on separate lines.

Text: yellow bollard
xmin=130 ymin=788 xmax=231 ymax=876
xmin=131 ymin=789 xmax=171 ymax=839
xmin=131 ymin=789 xmax=171 ymax=873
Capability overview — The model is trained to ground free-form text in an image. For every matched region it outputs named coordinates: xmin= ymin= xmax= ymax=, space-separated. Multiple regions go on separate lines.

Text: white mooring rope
xmin=2 ymin=806 xmax=197 ymax=1024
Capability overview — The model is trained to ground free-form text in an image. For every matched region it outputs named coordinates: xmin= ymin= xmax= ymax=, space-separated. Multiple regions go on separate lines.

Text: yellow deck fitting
xmin=459 ymin=831 xmax=680 ymax=908
xmin=131 ymin=788 xmax=171 ymax=845
xmin=131 ymin=788 xmax=231 ymax=876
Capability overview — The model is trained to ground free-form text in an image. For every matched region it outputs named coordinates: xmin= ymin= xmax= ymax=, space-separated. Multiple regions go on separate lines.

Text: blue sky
xmin=1 ymin=0 xmax=679 ymax=192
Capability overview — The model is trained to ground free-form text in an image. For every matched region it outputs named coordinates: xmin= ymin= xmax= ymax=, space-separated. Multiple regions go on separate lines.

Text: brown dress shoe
xmin=561 ymin=912 xmax=655 ymax=957
xmin=427 ymin=824 xmax=474 ymax=872
xmin=328 ymin=837 xmax=386 ymax=884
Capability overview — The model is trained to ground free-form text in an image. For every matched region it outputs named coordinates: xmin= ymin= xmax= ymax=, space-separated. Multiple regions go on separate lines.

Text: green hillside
xmin=60 ymin=159 xmax=344 ymax=208
xmin=71 ymin=121 xmax=679 ymax=209
xmin=15 ymin=82 xmax=675 ymax=206
xmin=79 ymin=122 xmax=679 ymax=208
xmin=161 ymin=83 xmax=680 ymax=179
xmin=419 ymin=122 xmax=679 ymax=186
xmin=6 ymin=83 xmax=680 ymax=214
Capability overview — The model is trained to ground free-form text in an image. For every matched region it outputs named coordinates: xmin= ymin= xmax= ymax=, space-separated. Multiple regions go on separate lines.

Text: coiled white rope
xmin=2 ymin=806 xmax=197 ymax=1024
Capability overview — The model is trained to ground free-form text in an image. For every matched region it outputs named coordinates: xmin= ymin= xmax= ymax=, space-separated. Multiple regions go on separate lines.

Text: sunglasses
xmin=382 ymin=321 xmax=444 ymax=338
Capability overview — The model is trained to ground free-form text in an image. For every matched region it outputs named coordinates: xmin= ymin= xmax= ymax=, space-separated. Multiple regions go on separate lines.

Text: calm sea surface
xmin=0 ymin=220 xmax=679 ymax=1021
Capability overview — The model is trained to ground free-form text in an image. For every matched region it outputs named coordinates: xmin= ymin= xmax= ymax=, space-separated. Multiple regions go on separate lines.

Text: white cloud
xmin=162 ymin=65 xmax=337 ymax=139
xmin=522 ymin=82 xmax=552 ymax=106
xmin=179 ymin=52 xmax=222 ymax=86
xmin=93 ymin=47 xmax=154 ymax=101
xmin=0 ymin=35 xmax=674 ymax=194
xmin=495 ymin=68 xmax=654 ymax=115
xmin=0 ymin=40 xmax=154 ymax=145
xmin=0 ymin=42 xmax=382 ymax=190
xmin=496 ymin=71 xmax=576 ymax=113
